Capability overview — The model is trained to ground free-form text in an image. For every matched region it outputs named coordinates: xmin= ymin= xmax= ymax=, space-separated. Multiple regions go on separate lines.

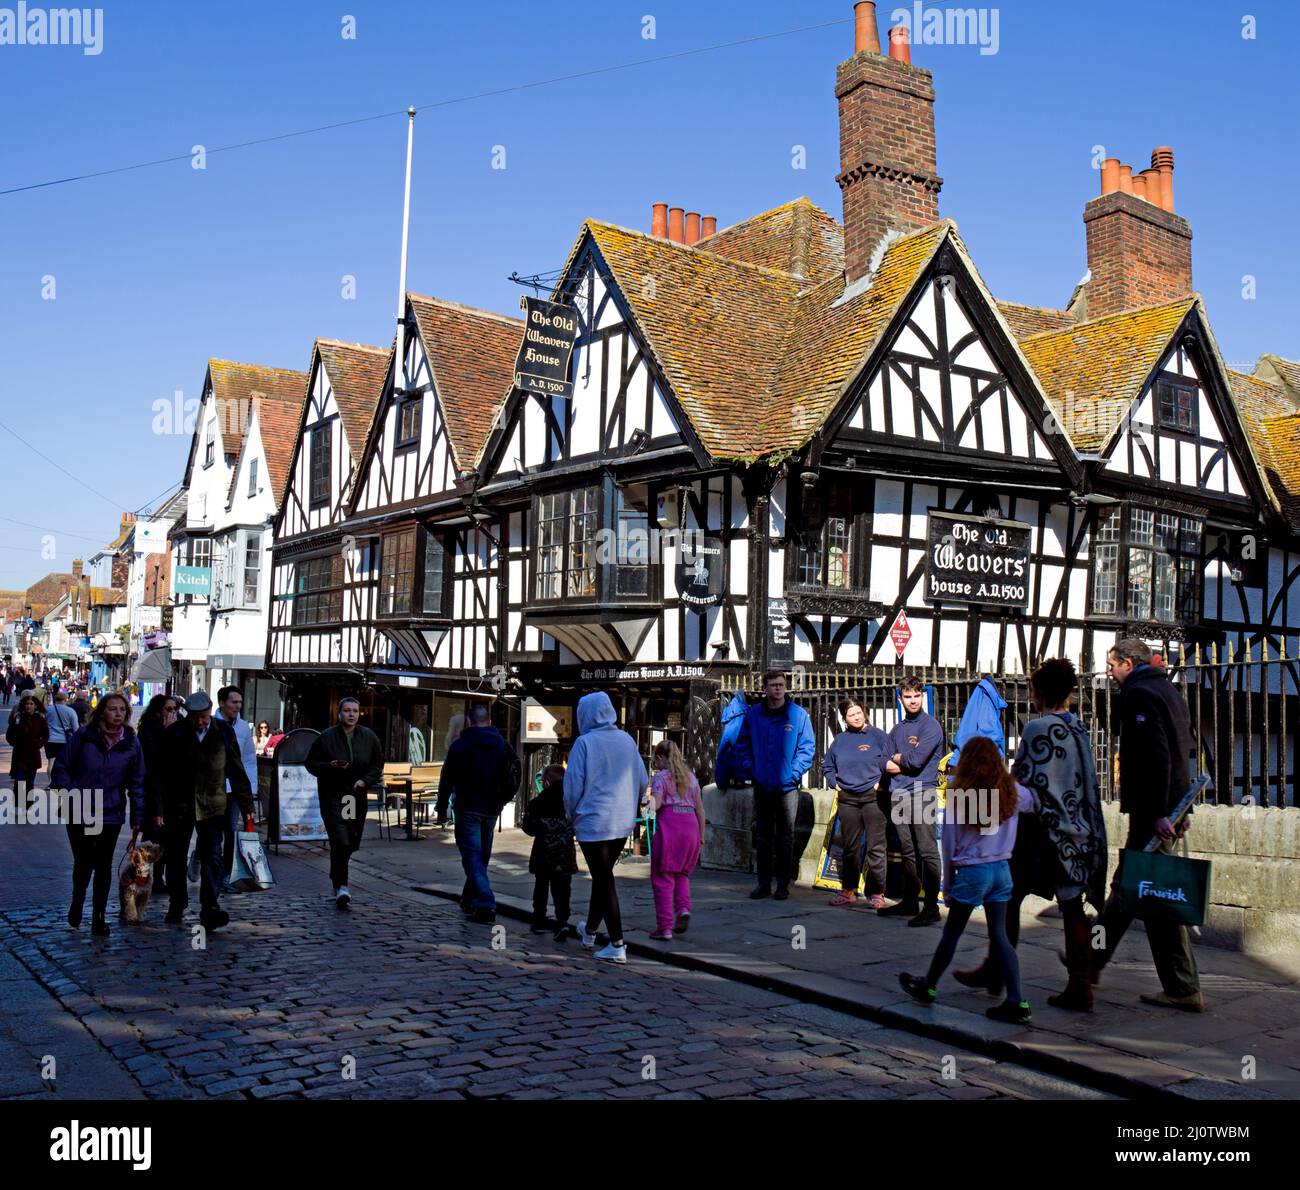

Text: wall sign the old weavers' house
xmin=925 ymin=511 xmax=1032 ymax=609
xmin=514 ymin=297 xmax=579 ymax=398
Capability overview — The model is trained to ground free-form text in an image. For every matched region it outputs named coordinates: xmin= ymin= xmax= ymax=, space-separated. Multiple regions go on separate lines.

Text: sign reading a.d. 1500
xmin=515 ymin=298 xmax=579 ymax=398
xmin=924 ymin=511 xmax=1031 ymax=609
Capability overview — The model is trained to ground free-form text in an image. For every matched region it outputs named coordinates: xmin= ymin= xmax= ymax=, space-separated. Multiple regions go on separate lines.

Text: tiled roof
xmin=317 ymin=340 xmax=390 ymax=467
xmin=208 ymin=359 xmax=308 ymax=453
xmin=586 ymin=218 xmax=948 ymax=461
xmin=1018 ymin=298 xmax=1195 ymax=452
xmin=90 ymin=588 xmax=127 ymax=606
xmin=1227 ymin=369 xmax=1300 ymax=526
xmin=407 ymin=295 xmax=524 ymax=470
xmin=996 ymin=300 xmax=1077 ymax=340
xmin=772 ymin=223 xmax=951 ymax=452
xmin=1253 ymin=354 xmax=1300 ymax=404
xmin=253 ymin=390 xmax=309 ymax=511
xmin=698 ymin=198 xmax=845 ymax=285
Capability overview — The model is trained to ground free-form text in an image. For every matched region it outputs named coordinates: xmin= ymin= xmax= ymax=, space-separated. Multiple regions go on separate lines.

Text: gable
xmin=481 ymin=245 xmax=694 ymax=483
xmin=824 ymin=248 xmax=1080 ymax=482
xmin=1104 ymin=340 xmax=1249 ymax=499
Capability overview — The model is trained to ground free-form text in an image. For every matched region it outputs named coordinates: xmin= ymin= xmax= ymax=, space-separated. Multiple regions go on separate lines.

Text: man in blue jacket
xmin=735 ymin=669 xmax=815 ymax=901
xmin=882 ymin=676 xmax=945 ymax=926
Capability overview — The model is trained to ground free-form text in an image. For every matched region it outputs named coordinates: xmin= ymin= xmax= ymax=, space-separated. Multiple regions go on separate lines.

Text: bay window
xmin=293 ymin=554 xmax=343 ymax=626
xmin=242 ymin=533 xmax=262 ymax=606
xmin=1091 ymin=505 xmax=1202 ymax=623
xmin=532 ymin=480 xmax=656 ymax=604
xmin=380 ymin=525 xmax=450 ymax=618
xmin=792 ymin=486 xmax=860 ymax=591
xmin=379 ymin=528 xmax=416 ymax=616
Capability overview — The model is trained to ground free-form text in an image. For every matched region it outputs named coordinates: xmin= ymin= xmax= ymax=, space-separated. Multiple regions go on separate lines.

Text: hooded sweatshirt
xmin=563 ymin=692 xmax=648 ymax=843
xmin=951 ymin=677 xmax=1007 ymax=766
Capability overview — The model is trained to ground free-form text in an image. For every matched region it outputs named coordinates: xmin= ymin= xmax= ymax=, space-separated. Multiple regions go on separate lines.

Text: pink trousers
xmin=651 ymin=869 xmax=691 ymax=933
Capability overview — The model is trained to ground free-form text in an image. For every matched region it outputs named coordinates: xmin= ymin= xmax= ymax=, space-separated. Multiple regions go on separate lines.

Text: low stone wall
xmin=701 ymin=785 xmax=1300 ymax=954
xmin=1101 ymin=802 xmax=1300 ymax=955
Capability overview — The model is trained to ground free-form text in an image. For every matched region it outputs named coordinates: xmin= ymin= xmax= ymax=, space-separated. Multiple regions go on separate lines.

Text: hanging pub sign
xmin=515 ymin=297 xmax=579 ymax=398
xmin=925 ymin=511 xmax=1031 ymax=609
xmin=675 ymin=536 xmax=725 ymax=608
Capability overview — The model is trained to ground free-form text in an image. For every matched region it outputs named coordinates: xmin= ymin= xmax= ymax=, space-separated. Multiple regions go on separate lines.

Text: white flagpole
xmin=394 ymin=107 xmax=416 ymax=397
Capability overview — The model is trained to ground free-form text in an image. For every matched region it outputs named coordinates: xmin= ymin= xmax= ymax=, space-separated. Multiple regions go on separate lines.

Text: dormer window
xmin=1156 ymin=378 xmax=1198 ymax=435
xmin=203 ymin=422 xmax=215 ymax=468
xmin=247 ymin=458 xmax=258 ymax=498
xmin=309 ymin=423 xmax=331 ymax=508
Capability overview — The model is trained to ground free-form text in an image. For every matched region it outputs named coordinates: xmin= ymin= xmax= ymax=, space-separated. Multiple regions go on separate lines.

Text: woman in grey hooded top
xmin=563 ymin=691 xmax=648 ymax=964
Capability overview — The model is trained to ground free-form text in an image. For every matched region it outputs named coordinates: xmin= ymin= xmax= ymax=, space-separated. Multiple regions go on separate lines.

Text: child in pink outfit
xmin=648 ymin=740 xmax=705 ymax=941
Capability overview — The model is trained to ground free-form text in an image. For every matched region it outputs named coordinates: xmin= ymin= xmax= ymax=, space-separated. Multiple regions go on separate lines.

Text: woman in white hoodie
xmin=563 ymin=692 xmax=648 ymax=963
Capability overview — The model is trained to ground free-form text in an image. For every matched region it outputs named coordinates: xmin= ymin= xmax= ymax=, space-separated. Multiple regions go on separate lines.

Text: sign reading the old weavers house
xmin=925 ymin=511 xmax=1031 ymax=609
xmin=515 ymin=298 xmax=579 ymax=398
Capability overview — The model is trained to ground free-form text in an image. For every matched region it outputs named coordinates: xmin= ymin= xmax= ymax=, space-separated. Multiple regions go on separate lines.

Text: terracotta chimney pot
xmin=684 ymin=211 xmax=701 ymax=245
xmin=1131 ymin=173 xmax=1148 ymax=201
xmin=701 ymin=215 xmax=718 ymax=239
xmin=854 ymin=1 xmax=881 ymax=54
xmin=1101 ymin=158 xmax=1121 ymax=195
xmin=1118 ymin=165 xmax=1133 ymax=195
xmin=1140 ymin=168 xmax=1162 ymax=204
xmin=668 ymin=207 xmax=685 ymax=244
xmin=1152 ymin=147 xmax=1175 ymax=212
xmin=888 ymin=23 xmax=911 ymax=64
xmin=651 ymin=202 xmax=668 ymax=238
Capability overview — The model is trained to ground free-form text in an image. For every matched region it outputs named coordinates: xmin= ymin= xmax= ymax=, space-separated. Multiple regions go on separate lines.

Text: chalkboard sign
xmin=925 ymin=511 xmax=1031 ymax=609
xmin=271 ymin=729 xmax=326 ymax=845
xmin=767 ymin=598 xmax=793 ymax=667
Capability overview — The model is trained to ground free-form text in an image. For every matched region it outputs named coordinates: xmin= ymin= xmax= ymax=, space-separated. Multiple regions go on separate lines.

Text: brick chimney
xmin=1083 ymin=146 xmax=1192 ymax=319
xmin=836 ymin=2 xmax=941 ymax=284
xmin=71 ymin=559 xmax=84 ymax=579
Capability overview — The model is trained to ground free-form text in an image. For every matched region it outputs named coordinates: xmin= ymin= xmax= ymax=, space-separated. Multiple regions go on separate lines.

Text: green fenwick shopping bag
xmin=1117 ymin=848 xmax=1212 ymax=927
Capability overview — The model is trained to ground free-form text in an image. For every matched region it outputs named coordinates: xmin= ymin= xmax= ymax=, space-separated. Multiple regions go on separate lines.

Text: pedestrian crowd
xmin=5 ymin=635 xmax=1205 ymax=1018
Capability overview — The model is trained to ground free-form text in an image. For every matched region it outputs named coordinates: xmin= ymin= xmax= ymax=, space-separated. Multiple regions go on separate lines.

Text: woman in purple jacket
xmin=52 ymin=692 xmax=146 ymax=936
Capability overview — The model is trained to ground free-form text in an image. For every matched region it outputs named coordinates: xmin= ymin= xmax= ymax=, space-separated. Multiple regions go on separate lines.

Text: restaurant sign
xmin=675 ymin=536 xmax=724 ymax=608
xmin=515 ymin=298 xmax=579 ymax=398
xmin=925 ymin=511 xmax=1030 ymax=609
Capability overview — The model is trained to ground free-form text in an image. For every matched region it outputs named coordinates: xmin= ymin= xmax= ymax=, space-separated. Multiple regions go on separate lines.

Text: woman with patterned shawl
xmin=955 ymin=658 xmax=1107 ymax=1011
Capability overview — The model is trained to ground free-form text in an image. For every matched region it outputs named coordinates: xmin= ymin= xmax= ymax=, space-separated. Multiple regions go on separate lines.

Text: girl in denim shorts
xmin=899 ymin=736 xmax=1037 ymax=1024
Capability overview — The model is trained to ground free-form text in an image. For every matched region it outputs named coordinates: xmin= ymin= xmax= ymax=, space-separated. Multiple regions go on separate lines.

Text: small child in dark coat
xmin=522 ymin=764 xmax=579 ymax=940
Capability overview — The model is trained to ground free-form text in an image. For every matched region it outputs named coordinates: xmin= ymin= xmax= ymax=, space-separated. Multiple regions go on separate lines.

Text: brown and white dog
xmin=119 ymin=842 xmax=163 ymax=923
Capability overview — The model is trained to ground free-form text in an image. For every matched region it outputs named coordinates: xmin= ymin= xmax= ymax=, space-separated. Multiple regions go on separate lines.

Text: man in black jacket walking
xmin=436 ymin=703 xmax=521 ymax=924
xmin=1092 ymin=638 xmax=1203 ymax=1011
xmin=305 ymin=697 xmax=384 ymax=909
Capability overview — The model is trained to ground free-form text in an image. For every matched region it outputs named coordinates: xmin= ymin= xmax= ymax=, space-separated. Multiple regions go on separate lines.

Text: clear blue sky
xmin=1 ymin=0 xmax=1296 ymax=589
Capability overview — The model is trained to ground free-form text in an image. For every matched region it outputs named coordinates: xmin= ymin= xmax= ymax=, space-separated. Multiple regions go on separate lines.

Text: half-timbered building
xmin=261 ymin=3 xmax=1300 ymax=803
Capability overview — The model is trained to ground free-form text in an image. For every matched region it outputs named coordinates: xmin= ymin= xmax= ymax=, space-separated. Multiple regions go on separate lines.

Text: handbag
xmin=229 ymin=829 xmax=275 ymax=892
xmin=1116 ymin=775 xmax=1212 ymax=927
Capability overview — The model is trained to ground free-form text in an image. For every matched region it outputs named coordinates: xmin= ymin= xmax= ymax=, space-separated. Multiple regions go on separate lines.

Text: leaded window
xmin=380 ymin=528 xmax=416 ymax=616
xmin=1091 ymin=505 xmax=1202 ymax=624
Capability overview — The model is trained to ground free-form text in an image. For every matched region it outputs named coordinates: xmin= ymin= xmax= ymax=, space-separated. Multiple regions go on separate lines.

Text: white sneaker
xmin=593 ymin=942 xmax=627 ymax=963
xmin=335 ymin=886 xmax=351 ymax=909
xmin=576 ymin=920 xmax=596 ymax=949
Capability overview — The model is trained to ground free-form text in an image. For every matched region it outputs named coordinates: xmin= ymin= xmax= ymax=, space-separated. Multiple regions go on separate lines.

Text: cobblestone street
xmin=0 ymin=793 xmax=1107 ymax=1101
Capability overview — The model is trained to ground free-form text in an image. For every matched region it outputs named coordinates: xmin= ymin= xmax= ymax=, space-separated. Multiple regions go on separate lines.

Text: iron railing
xmin=734 ymin=642 xmax=1300 ymax=809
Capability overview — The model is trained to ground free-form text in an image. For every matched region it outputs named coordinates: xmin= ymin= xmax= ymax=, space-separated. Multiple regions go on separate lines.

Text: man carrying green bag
xmin=1091 ymin=639 xmax=1206 ymax=1012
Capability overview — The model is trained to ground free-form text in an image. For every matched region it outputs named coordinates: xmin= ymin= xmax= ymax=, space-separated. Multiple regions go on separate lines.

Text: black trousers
xmin=837 ymin=791 xmax=887 ymax=895
xmin=753 ymin=785 xmax=799 ymax=890
xmin=532 ymin=870 xmax=573 ymax=925
xmin=167 ymin=817 xmax=224 ymax=917
xmin=580 ymin=839 xmax=624 ymax=942
xmin=326 ymin=815 xmax=366 ymax=890
xmin=892 ymin=787 xmax=940 ymax=909
xmin=67 ymin=824 xmax=123 ymax=920
xmin=1095 ymin=825 xmax=1200 ymax=997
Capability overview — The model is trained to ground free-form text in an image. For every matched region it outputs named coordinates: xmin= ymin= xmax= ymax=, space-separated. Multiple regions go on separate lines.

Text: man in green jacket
xmin=305 ymin=697 xmax=384 ymax=910
xmin=159 ymin=691 xmax=255 ymax=931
